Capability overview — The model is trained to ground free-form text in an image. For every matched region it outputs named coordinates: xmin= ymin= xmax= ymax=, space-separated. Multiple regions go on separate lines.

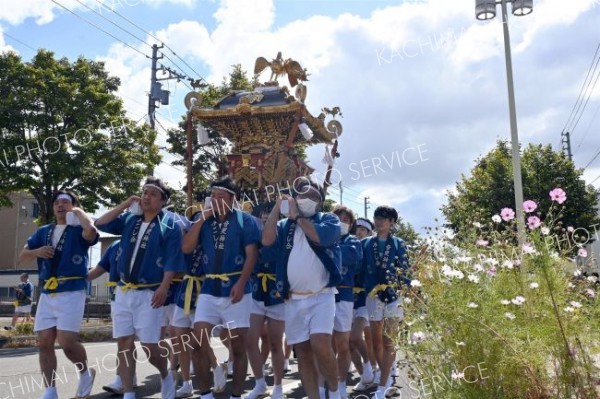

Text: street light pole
xmin=476 ymin=0 xmax=532 ymax=247
xmin=500 ymin=0 xmax=526 ymax=247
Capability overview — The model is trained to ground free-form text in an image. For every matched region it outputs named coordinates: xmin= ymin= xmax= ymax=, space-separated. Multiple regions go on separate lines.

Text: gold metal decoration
xmin=184 ymin=91 xmax=203 ymax=110
xmin=186 ymin=52 xmax=342 ymax=198
xmin=295 ymin=83 xmax=307 ymax=103
xmin=239 ymin=92 xmax=264 ymax=104
xmin=254 ymin=52 xmax=309 ymax=87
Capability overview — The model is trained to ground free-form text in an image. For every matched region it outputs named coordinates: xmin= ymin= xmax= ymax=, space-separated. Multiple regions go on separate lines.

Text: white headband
xmin=356 ymin=219 xmax=372 ymax=231
xmin=212 ymin=186 xmax=236 ymax=195
xmin=56 ymin=194 xmax=73 ymax=203
xmin=143 ymin=184 xmax=166 ymax=196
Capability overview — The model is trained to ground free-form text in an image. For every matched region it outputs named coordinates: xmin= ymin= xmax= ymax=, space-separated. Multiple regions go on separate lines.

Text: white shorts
xmin=34 ymin=291 xmax=86 ymax=333
xmin=366 ymin=296 xmax=403 ymax=322
xmin=162 ymin=303 xmax=176 ymax=328
xmin=171 ymin=305 xmax=195 ymax=329
xmin=251 ymin=299 xmax=286 ymax=321
xmin=334 ymin=301 xmax=353 ymax=333
xmin=15 ymin=305 xmax=32 ymax=314
xmin=352 ymin=306 xmax=370 ymax=326
xmin=285 ymin=291 xmax=335 ymax=345
xmin=194 ymin=293 xmax=251 ymax=330
xmin=113 ymin=289 xmax=165 ymax=343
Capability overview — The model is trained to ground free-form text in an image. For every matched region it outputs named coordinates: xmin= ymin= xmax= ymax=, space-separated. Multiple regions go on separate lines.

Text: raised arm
xmin=95 ymin=195 xmax=140 ymax=227
xmin=262 ymin=197 xmax=283 ymax=247
xmin=182 ymin=208 xmax=213 ymax=254
xmin=71 ymin=207 xmax=98 ymax=243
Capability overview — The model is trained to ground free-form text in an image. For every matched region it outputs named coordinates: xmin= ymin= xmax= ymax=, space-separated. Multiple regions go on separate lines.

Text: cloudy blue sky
xmin=1 ymin=0 xmax=599 ymax=232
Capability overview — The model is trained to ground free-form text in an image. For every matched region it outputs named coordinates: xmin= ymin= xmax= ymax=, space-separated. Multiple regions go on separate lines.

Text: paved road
xmin=0 ymin=340 xmax=413 ymax=399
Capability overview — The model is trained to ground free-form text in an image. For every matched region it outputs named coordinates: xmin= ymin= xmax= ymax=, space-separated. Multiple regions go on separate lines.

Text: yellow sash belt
xmin=257 ymin=273 xmax=276 ymax=293
xmin=43 ymin=276 xmax=84 ymax=290
xmin=203 ymin=271 xmax=242 ymax=282
xmin=119 ymin=281 xmax=161 ymax=292
xmin=369 ymin=283 xmax=394 ymax=297
xmin=183 ymin=275 xmax=202 ymax=315
xmin=353 ymin=287 xmax=365 ymax=294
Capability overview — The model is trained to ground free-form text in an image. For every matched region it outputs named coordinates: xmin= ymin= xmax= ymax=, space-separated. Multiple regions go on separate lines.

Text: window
xmin=32 ymin=203 xmax=39 ymax=218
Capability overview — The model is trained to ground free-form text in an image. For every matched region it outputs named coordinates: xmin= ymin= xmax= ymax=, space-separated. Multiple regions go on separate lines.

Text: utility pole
xmin=364 ymin=196 xmax=370 ymax=218
xmin=148 ymin=44 xmax=164 ymax=130
xmin=561 ymin=131 xmax=573 ymax=161
xmin=148 ymin=44 xmax=204 ymax=130
xmin=339 ymin=181 xmax=343 ymax=205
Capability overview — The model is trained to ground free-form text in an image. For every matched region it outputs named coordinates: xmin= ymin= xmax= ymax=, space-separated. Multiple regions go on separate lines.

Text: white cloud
xmin=0 ymin=0 xmax=196 ymax=26
xmin=19 ymin=0 xmax=598 ymax=226
xmin=0 ymin=25 xmax=17 ymax=54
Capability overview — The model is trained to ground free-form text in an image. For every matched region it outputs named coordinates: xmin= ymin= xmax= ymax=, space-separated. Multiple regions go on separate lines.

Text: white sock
xmin=272 ymin=384 xmax=283 ymax=394
xmin=44 ymin=386 xmax=57 ymax=396
xmin=255 ymin=377 xmax=267 ymax=387
xmin=339 ymin=381 xmax=346 ymax=392
xmin=162 ymin=372 xmax=174 ymax=386
xmin=318 ymin=386 xmax=327 ymax=399
xmin=183 ymin=379 xmax=193 ymax=388
xmin=329 ymin=389 xmax=341 ymax=399
xmin=385 ymin=376 xmax=392 ymax=389
xmin=363 ymin=361 xmax=373 ymax=376
xmin=123 ymin=393 xmax=136 ymax=399
xmin=283 ymin=359 xmax=290 ymax=369
xmin=112 ymin=374 xmax=122 ymax=385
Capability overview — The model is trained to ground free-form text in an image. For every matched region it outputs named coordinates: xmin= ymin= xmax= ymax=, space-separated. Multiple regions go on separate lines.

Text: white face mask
xmin=340 ymin=222 xmax=350 ymax=236
xmin=296 ymin=198 xmax=318 ymax=218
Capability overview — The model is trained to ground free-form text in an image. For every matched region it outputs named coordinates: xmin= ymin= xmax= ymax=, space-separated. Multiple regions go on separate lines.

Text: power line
xmin=576 ymin=102 xmax=600 ymax=150
xmin=583 ymin=147 xmax=600 ymax=170
xmin=562 ymin=42 xmax=600 ymax=135
xmin=69 ymin=0 xmax=198 ymax=101
xmin=160 ymin=160 xmax=185 ymax=174
xmin=341 ymin=184 xmax=363 ymax=196
xmin=2 ymin=32 xmax=36 ymax=52
xmin=570 ymin=59 xmax=600 ymax=135
xmin=92 ymin=0 xmax=206 ymax=83
xmin=50 ymin=0 xmax=149 ymax=60
xmin=72 ymin=0 xmax=152 ymax=50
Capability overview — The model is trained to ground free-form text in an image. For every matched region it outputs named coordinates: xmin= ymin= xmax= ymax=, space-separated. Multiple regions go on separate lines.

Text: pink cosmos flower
xmin=522 ymin=243 xmax=536 ymax=254
xmin=578 ymin=248 xmax=588 ymax=257
xmin=527 ymin=216 xmax=541 ymax=230
xmin=476 ymin=239 xmax=489 ymax=247
xmin=523 ymin=200 xmax=537 ymax=213
xmin=500 ymin=208 xmax=515 ymax=222
xmin=549 ymin=188 xmax=567 ymax=204
xmin=567 ymin=226 xmax=574 ymax=233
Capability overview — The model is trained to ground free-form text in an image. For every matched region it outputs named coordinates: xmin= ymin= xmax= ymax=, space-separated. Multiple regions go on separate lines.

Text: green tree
xmin=0 ymin=50 xmax=160 ymax=224
xmin=442 ymin=140 xmax=600 ymax=242
xmin=322 ymin=198 xmax=337 ymax=213
xmin=166 ymin=64 xmax=254 ymax=200
xmin=394 ymin=217 xmax=420 ymax=248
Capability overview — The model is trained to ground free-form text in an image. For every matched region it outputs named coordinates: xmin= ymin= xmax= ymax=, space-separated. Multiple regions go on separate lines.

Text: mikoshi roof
xmin=187 ymin=84 xmax=342 ymax=149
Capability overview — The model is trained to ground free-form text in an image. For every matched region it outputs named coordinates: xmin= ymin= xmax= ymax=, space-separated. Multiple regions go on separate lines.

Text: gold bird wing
xmin=254 ymin=57 xmax=271 ymax=75
xmin=285 ymin=60 xmax=307 ymax=87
